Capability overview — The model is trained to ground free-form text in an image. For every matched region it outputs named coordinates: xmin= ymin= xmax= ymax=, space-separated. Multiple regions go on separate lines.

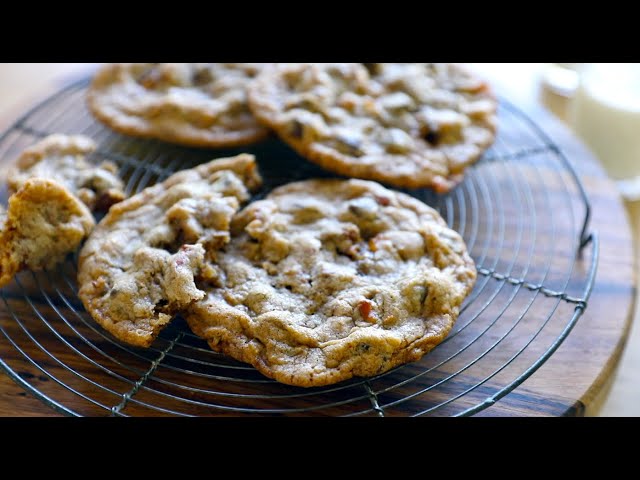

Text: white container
xmin=541 ymin=63 xmax=582 ymax=97
xmin=570 ymin=63 xmax=640 ymax=199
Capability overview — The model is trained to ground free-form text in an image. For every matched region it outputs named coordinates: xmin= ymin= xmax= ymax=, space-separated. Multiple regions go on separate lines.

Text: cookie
xmin=87 ymin=63 xmax=271 ymax=148
xmin=77 ymin=154 xmax=262 ymax=348
xmin=185 ymin=178 xmax=476 ymax=387
xmin=7 ymin=134 xmax=126 ymax=211
xmin=0 ymin=178 xmax=95 ymax=288
xmin=247 ymin=63 xmax=497 ymax=193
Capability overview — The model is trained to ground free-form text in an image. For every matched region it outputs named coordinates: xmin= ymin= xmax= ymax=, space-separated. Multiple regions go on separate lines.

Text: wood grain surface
xmin=0 ymin=63 xmax=635 ymax=416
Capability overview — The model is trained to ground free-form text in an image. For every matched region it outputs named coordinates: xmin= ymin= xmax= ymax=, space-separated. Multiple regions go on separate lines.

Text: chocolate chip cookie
xmin=247 ymin=63 xmax=496 ymax=193
xmin=7 ymin=134 xmax=125 ymax=211
xmin=186 ymin=178 xmax=476 ymax=387
xmin=0 ymin=178 xmax=95 ymax=288
xmin=88 ymin=63 xmax=271 ymax=148
xmin=77 ymin=154 xmax=262 ymax=347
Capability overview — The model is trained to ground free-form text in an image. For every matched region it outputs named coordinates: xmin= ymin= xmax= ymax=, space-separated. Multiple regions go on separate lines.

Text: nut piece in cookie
xmin=0 ymin=178 xmax=95 ymax=288
xmin=186 ymin=178 xmax=477 ymax=387
xmin=87 ymin=63 xmax=271 ymax=148
xmin=7 ymin=134 xmax=126 ymax=211
xmin=247 ymin=63 xmax=497 ymax=192
xmin=77 ymin=154 xmax=262 ymax=348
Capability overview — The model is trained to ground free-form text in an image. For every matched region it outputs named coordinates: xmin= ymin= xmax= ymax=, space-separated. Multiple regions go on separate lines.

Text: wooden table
xmin=0 ymin=63 xmax=635 ymax=416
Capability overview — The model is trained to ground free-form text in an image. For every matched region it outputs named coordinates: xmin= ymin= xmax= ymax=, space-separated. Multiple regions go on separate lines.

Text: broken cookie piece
xmin=77 ymin=154 xmax=261 ymax=347
xmin=0 ymin=178 xmax=95 ymax=288
xmin=7 ymin=134 xmax=126 ymax=211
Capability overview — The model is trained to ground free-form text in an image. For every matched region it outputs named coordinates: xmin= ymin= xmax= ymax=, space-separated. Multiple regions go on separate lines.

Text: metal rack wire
xmin=0 ymin=77 xmax=598 ymax=416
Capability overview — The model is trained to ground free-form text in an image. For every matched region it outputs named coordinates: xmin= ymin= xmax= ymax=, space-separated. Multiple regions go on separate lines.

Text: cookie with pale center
xmin=186 ymin=178 xmax=476 ymax=387
xmin=248 ymin=63 xmax=496 ymax=193
xmin=88 ymin=63 xmax=271 ymax=148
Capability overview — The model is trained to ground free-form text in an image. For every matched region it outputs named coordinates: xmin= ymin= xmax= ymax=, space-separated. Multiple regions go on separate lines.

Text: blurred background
xmin=499 ymin=63 xmax=640 ymax=416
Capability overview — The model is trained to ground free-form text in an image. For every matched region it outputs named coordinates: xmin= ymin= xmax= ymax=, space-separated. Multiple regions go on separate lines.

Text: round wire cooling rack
xmin=0 ymin=77 xmax=598 ymax=417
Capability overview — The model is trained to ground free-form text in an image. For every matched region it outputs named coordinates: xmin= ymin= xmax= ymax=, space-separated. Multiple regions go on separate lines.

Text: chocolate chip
xmin=419 ymin=286 xmax=429 ymax=304
xmin=153 ymin=299 xmax=169 ymax=314
xmin=94 ymin=191 xmax=119 ymax=212
xmin=335 ymin=135 xmax=364 ymax=156
xmin=192 ymin=68 xmax=213 ymax=86
xmin=424 ymin=130 xmax=439 ymax=145
xmin=362 ymin=63 xmax=381 ymax=75
xmin=290 ymin=120 xmax=304 ymax=139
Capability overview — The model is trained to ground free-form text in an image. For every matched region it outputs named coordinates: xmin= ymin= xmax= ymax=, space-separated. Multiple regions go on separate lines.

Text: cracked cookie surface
xmin=7 ymin=134 xmax=125 ymax=211
xmin=77 ymin=154 xmax=262 ymax=347
xmin=0 ymin=178 xmax=95 ymax=288
xmin=186 ymin=178 xmax=476 ymax=387
xmin=248 ymin=63 xmax=496 ymax=192
xmin=88 ymin=63 xmax=271 ymax=148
